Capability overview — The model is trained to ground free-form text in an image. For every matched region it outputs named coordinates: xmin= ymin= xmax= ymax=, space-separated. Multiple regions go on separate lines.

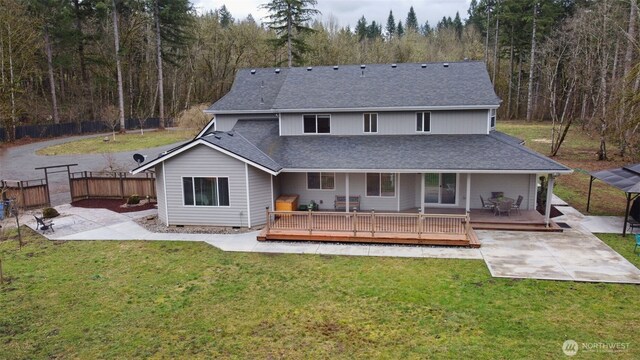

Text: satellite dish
xmin=133 ymin=153 xmax=146 ymax=165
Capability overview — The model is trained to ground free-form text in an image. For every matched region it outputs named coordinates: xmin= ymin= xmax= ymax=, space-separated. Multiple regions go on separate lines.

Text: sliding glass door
xmin=424 ymin=173 xmax=457 ymax=205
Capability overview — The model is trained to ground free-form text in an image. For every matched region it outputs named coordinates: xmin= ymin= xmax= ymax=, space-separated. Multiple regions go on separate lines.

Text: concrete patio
xmin=5 ymin=200 xmax=640 ymax=284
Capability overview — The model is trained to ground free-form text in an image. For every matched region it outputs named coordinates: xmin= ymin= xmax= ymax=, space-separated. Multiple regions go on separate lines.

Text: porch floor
xmin=422 ymin=208 xmax=563 ymax=232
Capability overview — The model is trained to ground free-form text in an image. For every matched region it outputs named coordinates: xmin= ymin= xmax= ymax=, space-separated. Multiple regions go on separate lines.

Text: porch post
xmin=420 ymin=173 xmax=425 ymax=213
xmin=544 ymin=174 xmax=555 ymax=227
xmin=465 ymin=173 xmax=471 ymax=213
xmin=345 ymin=173 xmax=350 ymax=213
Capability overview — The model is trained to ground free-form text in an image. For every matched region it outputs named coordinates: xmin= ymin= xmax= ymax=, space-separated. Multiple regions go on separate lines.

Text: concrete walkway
xmin=6 ymin=199 xmax=640 ymax=284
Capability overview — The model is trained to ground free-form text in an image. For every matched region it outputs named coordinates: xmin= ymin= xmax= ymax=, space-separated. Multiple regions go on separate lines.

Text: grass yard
xmin=1 ymin=227 xmax=638 ymax=359
xmin=36 ymin=130 xmax=193 ymax=156
xmin=498 ymin=121 xmax=630 ymax=216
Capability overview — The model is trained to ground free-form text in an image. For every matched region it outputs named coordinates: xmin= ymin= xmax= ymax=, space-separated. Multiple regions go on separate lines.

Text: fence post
xmin=265 ymin=207 xmax=270 ymax=233
xmin=84 ymin=171 xmax=90 ymax=200
xmin=352 ymin=210 xmax=357 ymax=236
xmin=370 ymin=209 xmax=375 ymax=237
xmin=465 ymin=213 xmax=471 ymax=236
xmin=418 ymin=213 xmax=422 ymax=239
xmin=308 ymin=208 xmax=312 ymax=235
xmin=119 ymin=172 xmax=125 ymax=198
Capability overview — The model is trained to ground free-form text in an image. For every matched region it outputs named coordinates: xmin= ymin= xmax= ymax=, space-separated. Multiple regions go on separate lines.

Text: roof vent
xmin=360 ymin=64 xmax=366 ymax=69
xmin=306 ymin=67 xmax=312 ymax=71
xmin=275 ymin=68 xmax=280 ymax=74
xmin=391 ymin=63 xmax=397 ymax=68
xmin=227 ymin=132 xmax=234 ymax=136
xmin=260 ymin=96 xmax=264 ymax=104
xmin=250 ymin=69 xmax=256 ymax=74
xmin=333 ymin=65 xmax=339 ymax=70
xmin=421 ymin=64 xmax=427 ymax=68
xmin=214 ymin=135 xmax=222 ymax=140
xmin=443 ymin=63 xmax=449 ymax=68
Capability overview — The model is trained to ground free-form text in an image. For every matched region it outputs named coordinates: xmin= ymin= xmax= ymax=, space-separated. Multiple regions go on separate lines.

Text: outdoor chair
xmin=494 ymin=200 xmax=513 ymax=216
xmin=635 ymin=234 xmax=640 ymax=256
xmin=512 ymin=195 xmax=524 ymax=215
xmin=34 ymin=215 xmax=54 ymax=234
xmin=480 ymin=195 xmax=494 ymax=212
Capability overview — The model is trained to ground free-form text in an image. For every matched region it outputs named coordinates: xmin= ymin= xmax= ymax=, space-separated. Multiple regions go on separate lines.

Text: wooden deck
xmin=423 ymin=208 xmax=563 ymax=232
xmin=258 ymin=210 xmax=481 ymax=248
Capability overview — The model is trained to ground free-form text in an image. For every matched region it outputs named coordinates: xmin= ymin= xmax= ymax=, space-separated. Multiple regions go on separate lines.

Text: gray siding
xmin=163 ymin=145 xmax=249 ymax=226
xmin=155 ymin=163 xmax=167 ymax=225
xmin=279 ymin=110 xmax=489 ymax=136
xmin=468 ymin=173 xmax=536 ymax=210
xmin=215 ymin=113 xmax=276 ymax=131
xmin=400 ymin=173 xmax=417 ymax=211
xmin=278 ymin=172 xmax=399 ymax=211
xmin=248 ymin=165 xmax=272 ymax=226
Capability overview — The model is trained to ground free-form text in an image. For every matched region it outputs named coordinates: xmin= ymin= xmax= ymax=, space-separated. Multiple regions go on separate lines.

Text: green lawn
xmin=497 ymin=121 xmax=629 ymax=216
xmin=1 ymin=227 xmax=638 ymax=358
xmin=36 ymin=130 xmax=193 ymax=156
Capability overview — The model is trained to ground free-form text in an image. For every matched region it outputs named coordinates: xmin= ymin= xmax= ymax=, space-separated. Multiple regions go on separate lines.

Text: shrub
xmin=176 ymin=104 xmax=212 ymax=133
xmin=127 ymin=195 xmax=140 ymax=205
xmin=42 ymin=207 xmax=59 ymax=218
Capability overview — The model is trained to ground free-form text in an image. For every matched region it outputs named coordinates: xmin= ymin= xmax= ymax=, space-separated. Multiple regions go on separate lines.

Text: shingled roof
xmin=209 ymin=61 xmax=501 ymax=113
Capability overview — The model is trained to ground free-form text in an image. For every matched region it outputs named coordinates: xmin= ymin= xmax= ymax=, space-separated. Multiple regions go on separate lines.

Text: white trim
xmin=130 ymin=139 xmax=280 ymax=176
xmin=245 ymin=163 xmax=251 ymax=228
xmin=302 ymin=114 xmax=332 ymax=134
xmin=278 ymin=113 xmax=282 ymax=136
xmin=486 ymin=109 xmax=491 ymax=134
xmin=490 ymin=108 xmax=497 ymax=130
xmin=465 ymin=173 xmax=471 ymax=212
xmin=180 ymin=176 xmax=231 ymax=207
xmin=420 ymin=173 xmax=425 ymax=213
xmin=306 ymin=172 xmax=336 ymax=190
xmin=415 ymin=112 xmax=432 ymax=133
xmin=397 ymin=173 xmax=401 ymax=212
xmin=281 ymin=168 xmax=573 ymax=175
xmin=363 ymin=113 xmax=378 ymax=133
xmin=364 ymin=172 xmax=397 ymax=198
xmin=270 ymin=175 xmax=275 ymax=210
xmin=162 ymin=162 xmax=169 ymax=226
xmin=345 ymin=173 xmax=350 ymax=213
xmin=210 ymin=105 xmax=501 ymax=115
xmin=544 ymin=174 xmax=555 ymax=226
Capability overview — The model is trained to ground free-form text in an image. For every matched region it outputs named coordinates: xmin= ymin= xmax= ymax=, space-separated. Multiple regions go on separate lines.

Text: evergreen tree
xmin=218 ymin=5 xmax=234 ymax=27
xmin=453 ymin=11 xmax=463 ymax=38
xmin=261 ymin=0 xmax=321 ymax=67
xmin=405 ymin=6 xmax=418 ymax=31
xmin=355 ymin=15 xmax=368 ymax=41
xmin=385 ymin=10 xmax=395 ymax=39
xmin=420 ymin=21 xmax=431 ymax=35
xmin=366 ymin=20 xmax=382 ymax=39
xmin=396 ymin=20 xmax=404 ymax=37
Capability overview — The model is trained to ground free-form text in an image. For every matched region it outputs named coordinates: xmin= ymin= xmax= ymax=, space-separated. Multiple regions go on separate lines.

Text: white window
xmin=363 ymin=113 xmax=378 ymax=133
xmin=307 ymin=172 xmax=335 ymax=190
xmin=416 ymin=112 xmax=431 ymax=132
xmin=183 ymin=177 xmax=230 ymax=206
xmin=366 ymin=173 xmax=395 ymax=197
xmin=490 ymin=109 xmax=496 ymax=128
xmin=303 ymin=114 xmax=331 ymax=134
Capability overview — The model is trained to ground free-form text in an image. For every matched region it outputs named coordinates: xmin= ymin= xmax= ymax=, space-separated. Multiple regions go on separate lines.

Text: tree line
xmin=1 ymin=0 xmax=639 ymax=160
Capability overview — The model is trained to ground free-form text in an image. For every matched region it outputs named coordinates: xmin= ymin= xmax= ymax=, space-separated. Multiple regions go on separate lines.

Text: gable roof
xmin=208 ymin=61 xmax=501 ymax=114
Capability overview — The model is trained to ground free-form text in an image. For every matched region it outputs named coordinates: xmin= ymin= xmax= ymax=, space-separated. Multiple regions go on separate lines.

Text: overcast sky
xmin=194 ymin=1 xmax=472 ymax=29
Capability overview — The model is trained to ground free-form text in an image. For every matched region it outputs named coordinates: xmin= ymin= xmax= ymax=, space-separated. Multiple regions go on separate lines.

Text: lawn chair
xmin=480 ymin=195 xmax=494 ymax=212
xmin=34 ymin=215 xmax=54 ymax=234
xmin=511 ymin=195 xmax=524 ymax=215
xmin=635 ymin=234 xmax=640 ymax=256
xmin=494 ymin=200 xmax=513 ymax=217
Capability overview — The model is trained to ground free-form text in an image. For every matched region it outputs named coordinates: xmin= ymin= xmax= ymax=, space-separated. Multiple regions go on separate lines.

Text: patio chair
xmin=479 ymin=195 xmax=494 ymax=212
xmin=635 ymin=234 xmax=640 ymax=256
xmin=511 ymin=195 xmax=524 ymax=215
xmin=494 ymin=200 xmax=513 ymax=217
xmin=34 ymin=215 xmax=54 ymax=234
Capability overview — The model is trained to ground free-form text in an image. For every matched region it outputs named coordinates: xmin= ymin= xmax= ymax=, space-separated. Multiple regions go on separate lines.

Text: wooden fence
xmin=70 ymin=171 xmax=156 ymax=201
xmin=266 ymin=210 xmax=470 ymax=238
xmin=1 ymin=179 xmax=50 ymax=210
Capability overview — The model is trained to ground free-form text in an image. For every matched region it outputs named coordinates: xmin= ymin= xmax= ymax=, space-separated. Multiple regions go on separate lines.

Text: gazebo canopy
xmin=588 ymin=163 xmax=640 ymax=236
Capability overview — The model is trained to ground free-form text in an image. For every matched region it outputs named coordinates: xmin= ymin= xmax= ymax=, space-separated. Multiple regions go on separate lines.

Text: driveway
xmin=478 ymin=229 xmax=640 ymax=284
xmin=0 ymin=129 xmax=188 ymax=206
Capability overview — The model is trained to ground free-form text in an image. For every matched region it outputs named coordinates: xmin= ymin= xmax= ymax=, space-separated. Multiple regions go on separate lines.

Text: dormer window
xmin=363 ymin=113 xmax=378 ymax=133
xmin=490 ymin=109 xmax=496 ymax=128
xmin=303 ymin=114 xmax=331 ymax=134
xmin=416 ymin=112 xmax=431 ymax=132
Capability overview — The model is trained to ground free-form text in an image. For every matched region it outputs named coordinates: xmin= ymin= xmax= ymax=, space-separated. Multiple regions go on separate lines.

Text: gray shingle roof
xmin=209 ymin=61 xmax=501 ymax=112
xmin=200 ymin=131 xmax=282 ymax=172
xmin=232 ymin=120 xmax=570 ymax=172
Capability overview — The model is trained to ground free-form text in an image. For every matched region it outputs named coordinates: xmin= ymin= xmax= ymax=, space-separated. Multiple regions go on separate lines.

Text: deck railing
xmin=265 ymin=209 xmax=471 ymax=238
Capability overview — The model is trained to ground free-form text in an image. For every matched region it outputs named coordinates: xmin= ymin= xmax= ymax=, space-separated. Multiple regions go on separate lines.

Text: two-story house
xmin=132 ymin=62 xmax=571 ymax=239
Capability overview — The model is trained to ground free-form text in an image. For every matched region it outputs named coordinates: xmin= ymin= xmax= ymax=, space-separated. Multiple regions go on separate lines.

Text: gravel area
xmin=135 ymin=214 xmax=261 ymax=234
